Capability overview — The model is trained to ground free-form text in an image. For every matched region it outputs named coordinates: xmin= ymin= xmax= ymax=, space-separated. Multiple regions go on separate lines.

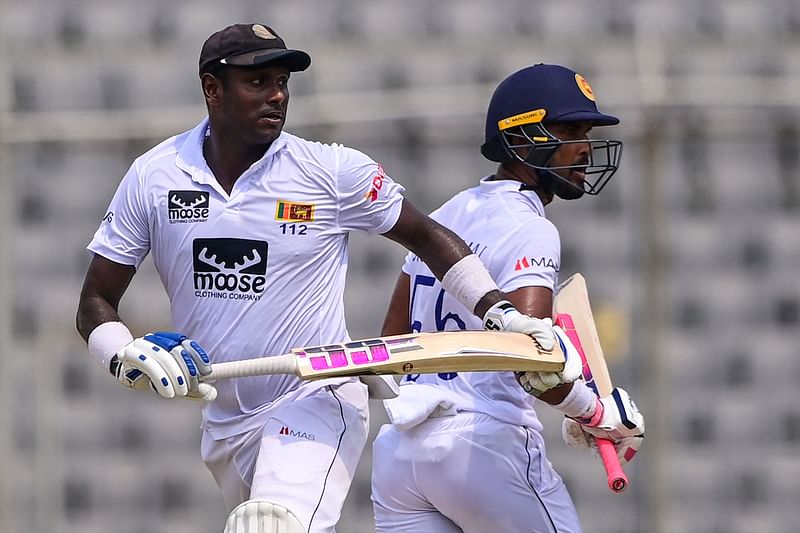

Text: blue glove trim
xmin=611 ymin=389 xmax=638 ymax=430
xmin=180 ymin=350 xmax=198 ymax=377
xmin=144 ymin=332 xmax=186 ymax=351
xmin=188 ymin=340 xmax=210 ymax=364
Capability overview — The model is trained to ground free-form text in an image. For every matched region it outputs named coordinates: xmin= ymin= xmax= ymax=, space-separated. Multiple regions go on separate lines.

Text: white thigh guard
xmin=223 ymin=500 xmax=305 ymax=533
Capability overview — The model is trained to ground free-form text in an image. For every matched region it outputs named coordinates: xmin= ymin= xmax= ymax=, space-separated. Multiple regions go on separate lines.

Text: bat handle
xmin=202 ymin=354 xmax=298 ymax=381
xmin=597 ymin=437 xmax=628 ymax=493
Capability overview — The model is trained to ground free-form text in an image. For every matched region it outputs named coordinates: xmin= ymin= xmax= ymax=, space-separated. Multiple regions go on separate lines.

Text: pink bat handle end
xmin=597 ymin=437 xmax=627 ymax=493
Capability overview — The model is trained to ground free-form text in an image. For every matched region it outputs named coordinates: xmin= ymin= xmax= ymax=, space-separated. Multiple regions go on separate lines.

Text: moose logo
xmin=192 ymin=238 xmax=268 ymax=299
xmin=169 ymin=191 xmax=210 ymax=223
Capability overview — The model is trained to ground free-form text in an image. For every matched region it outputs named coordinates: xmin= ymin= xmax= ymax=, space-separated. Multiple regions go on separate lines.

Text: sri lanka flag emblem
xmin=275 ymin=200 xmax=315 ymax=222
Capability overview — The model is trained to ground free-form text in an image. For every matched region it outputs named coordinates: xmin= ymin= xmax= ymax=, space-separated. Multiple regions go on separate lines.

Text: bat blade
xmin=204 ymin=331 xmax=565 ymax=381
xmin=554 ymin=273 xmax=629 ymax=494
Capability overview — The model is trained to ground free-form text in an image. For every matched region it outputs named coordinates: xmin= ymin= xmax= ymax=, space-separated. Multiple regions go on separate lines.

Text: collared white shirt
xmin=89 ymin=118 xmax=405 ymax=437
xmin=400 ymin=177 xmax=560 ymax=429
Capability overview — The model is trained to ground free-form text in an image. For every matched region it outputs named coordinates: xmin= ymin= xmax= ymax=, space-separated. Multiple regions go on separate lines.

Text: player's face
xmin=218 ymin=64 xmax=291 ymax=145
xmin=545 ymin=121 xmax=593 ymax=190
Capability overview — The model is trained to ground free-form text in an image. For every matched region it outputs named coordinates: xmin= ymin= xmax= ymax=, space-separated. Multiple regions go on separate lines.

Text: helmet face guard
xmin=500 ymin=122 xmax=623 ymax=196
xmin=479 ymin=64 xmax=625 ymax=198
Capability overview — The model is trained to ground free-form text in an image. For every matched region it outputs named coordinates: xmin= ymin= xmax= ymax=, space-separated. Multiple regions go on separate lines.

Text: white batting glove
xmin=111 ymin=332 xmax=217 ymax=402
xmin=483 ymin=301 xmax=581 ymax=394
xmin=515 ymin=322 xmax=583 ymax=395
xmin=483 ymin=300 xmax=555 ymax=351
xmin=562 ymin=387 xmax=644 ymax=464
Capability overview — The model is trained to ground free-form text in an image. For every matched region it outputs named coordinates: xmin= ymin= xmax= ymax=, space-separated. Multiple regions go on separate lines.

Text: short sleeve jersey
xmin=401 ymin=178 xmax=560 ymax=429
xmin=89 ymin=119 xmax=405 ymax=437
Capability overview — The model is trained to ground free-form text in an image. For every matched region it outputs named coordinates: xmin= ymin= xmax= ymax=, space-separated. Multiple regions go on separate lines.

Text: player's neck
xmin=203 ymin=136 xmax=269 ymax=194
xmin=493 ymin=164 xmax=554 ymax=206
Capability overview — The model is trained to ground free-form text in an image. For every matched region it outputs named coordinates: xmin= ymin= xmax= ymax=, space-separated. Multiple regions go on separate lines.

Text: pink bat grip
xmin=597 ymin=437 xmax=628 ymax=493
xmin=555 ymin=312 xmax=628 ymax=494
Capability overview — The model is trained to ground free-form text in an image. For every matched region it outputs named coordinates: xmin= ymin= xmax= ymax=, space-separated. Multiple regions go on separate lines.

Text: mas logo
xmin=275 ymin=200 xmax=315 ymax=222
xmin=514 ymin=256 xmax=558 ymax=272
xmin=169 ymin=191 xmax=210 ymax=223
xmin=192 ymin=238 xmax=268 ymax=301
xmin=278 ymin=426 xmax=316 ymax=441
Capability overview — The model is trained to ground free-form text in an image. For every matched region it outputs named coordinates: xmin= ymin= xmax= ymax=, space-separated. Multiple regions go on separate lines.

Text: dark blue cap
xmin=483 ymin=64 xmax=619 ymax=147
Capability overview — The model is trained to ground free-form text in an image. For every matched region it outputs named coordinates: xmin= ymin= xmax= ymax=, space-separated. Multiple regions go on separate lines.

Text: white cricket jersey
xmin=400 ymin=177 xmax=560 ymax=430
xmin=88 ymin=118 xmax=404 ymax=438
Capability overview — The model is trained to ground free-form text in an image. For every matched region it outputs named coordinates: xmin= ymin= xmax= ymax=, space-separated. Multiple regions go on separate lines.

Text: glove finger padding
xmin=176 ymin=337 xmax=216 ymax=401
xmin=581 ymin=388 xmax=645 ymax=441
xmin=147 ymin=332 xmax=214 ymax=396
xmin=116 ymin=337 xmax=187 ymax=398
xmin=562 ymin=387 xmax=645 ymax=464
xmin=483 ymin=302 xmax=555 ymax=351
xmin=115 ymin=332 xmax=216 ymax=401
xmin=148 ymin=332 xmax=217 ymax=402
xmin=562 ymin=417 xmax=594 ymax=451
xmin=562 ymin=418 xmax=643 ymax=464
xmin=180 ymin=338 xmax=212 ymax=375
xmin=515 ymin=324 xmax=584 ymax=395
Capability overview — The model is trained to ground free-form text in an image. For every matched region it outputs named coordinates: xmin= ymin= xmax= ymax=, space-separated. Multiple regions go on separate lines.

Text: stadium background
xmin=0 ymin=1 xmax=798 ymax=532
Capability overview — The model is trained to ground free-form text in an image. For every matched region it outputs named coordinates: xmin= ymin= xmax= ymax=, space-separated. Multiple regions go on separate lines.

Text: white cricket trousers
xmin=371 ymin=412 xmax=582 ymax=533
xmin=201 ymin=379 xmax=369 ymax=532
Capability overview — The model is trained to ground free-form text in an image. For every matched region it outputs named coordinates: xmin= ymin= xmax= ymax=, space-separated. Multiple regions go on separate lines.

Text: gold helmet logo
xmin=575 ymin=74 xmax=596 ymax=102
xmin=252 ymin=24 xmax=277 ymax=40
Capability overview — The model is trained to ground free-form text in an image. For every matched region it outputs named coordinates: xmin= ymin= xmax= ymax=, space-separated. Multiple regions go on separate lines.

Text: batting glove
xmin=483 ymin=300 xmax=555 ymax=351
xmin=515 ymin=322 xmax=584 ymax=395
xmin=562 ymin=387 xmax=644 ymax=464
xmin=111 ymin=332 xmax=217 ymax=402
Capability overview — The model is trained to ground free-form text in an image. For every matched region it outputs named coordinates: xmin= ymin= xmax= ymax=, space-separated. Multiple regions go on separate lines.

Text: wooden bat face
xmin=553 ymin=273 xmax=614 ymax=395
xmin=293 ymin=331 xmax=565 ymax=379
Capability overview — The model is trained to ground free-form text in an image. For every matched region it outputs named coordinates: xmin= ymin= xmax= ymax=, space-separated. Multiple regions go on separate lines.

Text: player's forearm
xmin=535 ymin=382 xmax=575 ymax=405
xmin=417 ymin=228 xmax=474 ymax=280
xmin=381 ymin=274 xmax=413 ymax=336
xmin=76 ymin=295 xmax=124 ymax=342
xmin=383 ymin=200 xmax=474 ymax=276
xmin=76 ymin=255 xmax=137 ymax=341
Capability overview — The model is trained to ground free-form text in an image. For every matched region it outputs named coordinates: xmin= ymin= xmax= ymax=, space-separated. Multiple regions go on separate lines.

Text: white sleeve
xmin=335 ymin=146 xmax=405 ymax=234
xmin=493 ymin=218 xmax=561 ymax=292
xmin=86 ymin=161 xmax=151 ymax=268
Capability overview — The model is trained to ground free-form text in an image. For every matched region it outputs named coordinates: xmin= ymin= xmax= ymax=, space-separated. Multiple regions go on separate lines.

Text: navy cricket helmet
xmin=481 ymin=64 xmax=623 ymax=196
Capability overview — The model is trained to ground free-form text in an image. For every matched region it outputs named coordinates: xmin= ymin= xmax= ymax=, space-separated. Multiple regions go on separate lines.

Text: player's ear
xmin=201 ymin=72 xmax=223 ymax=107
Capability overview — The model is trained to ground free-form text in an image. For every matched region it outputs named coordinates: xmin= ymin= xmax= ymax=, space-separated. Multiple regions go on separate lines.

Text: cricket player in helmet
xmin=481 ymin=63 xmax=623 ymax=200
xmin=371 ymin=64 xmax=643 ymax=533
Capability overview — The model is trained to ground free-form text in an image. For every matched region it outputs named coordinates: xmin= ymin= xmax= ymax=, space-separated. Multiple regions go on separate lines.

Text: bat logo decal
xmin=296 ymin=337 xmax=423 ymax=371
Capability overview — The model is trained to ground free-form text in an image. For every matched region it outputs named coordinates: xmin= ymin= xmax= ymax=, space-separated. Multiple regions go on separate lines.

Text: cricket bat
xmin=202 ymin=331 xmax=565 ymax=381
xmin=554 ymin=273 xmax=629 ymax=493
